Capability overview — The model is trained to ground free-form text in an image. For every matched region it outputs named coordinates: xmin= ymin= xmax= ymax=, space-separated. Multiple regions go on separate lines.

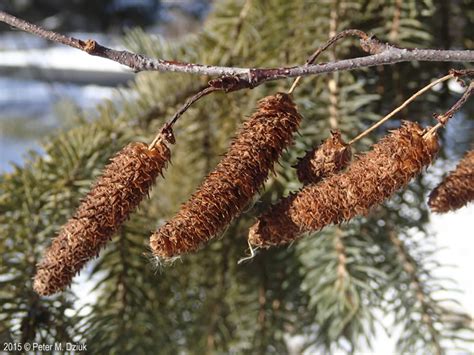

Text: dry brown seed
xmin=150 ymin=93 xmax=302 ymax=259
xmin=428 ymin=150 xmax=474 ymax=213
xmin=34 ymin=141 xmax=171 ymax=296
xmin=296 ymin=130 xmax=351 ymax=184
xmin=249 ymin=121 xmax=439 ymax=248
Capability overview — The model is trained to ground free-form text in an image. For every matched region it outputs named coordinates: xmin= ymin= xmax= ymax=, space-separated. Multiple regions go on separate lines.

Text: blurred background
xmin=0 ymin=0 xmax=210 ymax=169
xmin=0 ymin=1 xmax=473 ymax=354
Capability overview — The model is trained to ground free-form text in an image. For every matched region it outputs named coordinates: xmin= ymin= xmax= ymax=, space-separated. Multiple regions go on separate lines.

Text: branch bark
xmin=1 ymin=11 xmax=473 ymax=91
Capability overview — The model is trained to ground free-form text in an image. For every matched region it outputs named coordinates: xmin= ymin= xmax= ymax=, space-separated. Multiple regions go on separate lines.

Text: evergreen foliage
xmin=0 ymin=0 xmax=472 ymax=353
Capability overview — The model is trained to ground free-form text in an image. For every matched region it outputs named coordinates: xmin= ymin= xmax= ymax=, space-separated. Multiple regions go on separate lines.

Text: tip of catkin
xmin=296 ymin=130 xmax=351 ymax=184
xmin=422 ymin=129 xmax=440 ymax=160
xmin=33 ymin=269 xmax=57 ymax=296
xmin=428 ymin=150 xmax=474 ymax=213
xmin=34 ymin=141 xmax=171 ymax=295
xmin=247 ymin=222 xmax=260 ymax=247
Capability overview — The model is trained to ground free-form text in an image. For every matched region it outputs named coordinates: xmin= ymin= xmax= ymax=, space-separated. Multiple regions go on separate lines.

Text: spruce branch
xmin=1 ymin=11 xmax=473 ymax=90
xmin=116 ymin=229 xmax=130 ymax=339
xmin=327 ymin=4 xmax=341 ymax=131
xmin=388 ymin=0 xmax=403 ymax=43
xmin=231 ymin=0 xmax=253 ymax=57
xmin=334 ymin=228 xmax=348 ymax=290
xmin=388 ymin=231 xmax=442 ymax=355
xmin=256 ymin=257 xmax=268 ymax=353
xmin=297 ymin=225 xmax=382 ymax=351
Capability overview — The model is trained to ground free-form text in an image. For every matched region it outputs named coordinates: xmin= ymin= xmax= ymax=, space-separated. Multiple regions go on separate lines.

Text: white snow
xmin=0 ymin=46 xmax=130 ymax=72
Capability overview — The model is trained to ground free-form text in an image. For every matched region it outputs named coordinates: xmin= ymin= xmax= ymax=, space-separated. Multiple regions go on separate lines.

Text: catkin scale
xmin=150 ymin=93 xmax=302 ymax=259
xmin=296 ymin=130 xmax=351 ymax=184
xmin=428 ymin=150 xmax=474 ymax=213
xmin=249 ymin=121 xmax=439 ymax=248
xmin=34 ymin=142 xmax=170 ymax=296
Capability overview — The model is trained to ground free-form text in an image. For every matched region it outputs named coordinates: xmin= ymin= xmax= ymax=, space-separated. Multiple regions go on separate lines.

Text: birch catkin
xmin=150 ymin=93 xmax=302 ymax=259
xmin=428 ymin=150 xmax=474 ymax=213
xmin=296 ymin=130 xmax=351 ymax=184
xmin=249 ymin=121 xmax=439 ymax=248
xmin=34 ymin=141 xmax=171 ymax=295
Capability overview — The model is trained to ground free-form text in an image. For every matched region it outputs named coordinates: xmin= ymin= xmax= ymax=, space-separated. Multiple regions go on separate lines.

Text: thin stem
xmin=288 ymin=29 xmax=369 ymax=94
xmin=168 ymin=86 xmax=219 ymax=127
xmin=425 ymin=81 xmax=474 ymax=136
xmin=348 ymin=74 xmax=454 ymax=145
xmin=148 ymin=86 xmax=220 ymax=149
xmin=148 ymin=129 xmax=166 ymax=150
xmin=238 ymin=239 xmax=258 ymax=264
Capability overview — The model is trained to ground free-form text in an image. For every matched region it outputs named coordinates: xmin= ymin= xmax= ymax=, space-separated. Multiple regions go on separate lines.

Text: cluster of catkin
xmin=150 ymin=93 xmax=302 ymax=259
xmin=34 ymin=86 xmax=462 ymax=296
xmin=428 ymin=150 xmax=474 ymax=213
xmin=248 ymin=122 xmax=439 ymax=248
xmin=34 ymin=141 xmax=171 ymax=296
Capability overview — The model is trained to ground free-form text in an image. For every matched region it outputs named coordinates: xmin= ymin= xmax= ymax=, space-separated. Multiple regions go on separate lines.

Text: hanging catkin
xmin=150 ymin=93 xmax=302 ymax=259
xmin=34 ymin=141 xmax=171 ymax=295
xmin=248 ymin=121 xmax=439 ymax=248
xmin=428 ymin=150 xmax=474 ymax=213
xmin=296 ymin=130 xmax=351 ymax=184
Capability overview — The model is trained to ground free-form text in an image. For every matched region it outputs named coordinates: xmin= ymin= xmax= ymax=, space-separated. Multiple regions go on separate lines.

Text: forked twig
xmin=288 ymin=29 xmax=370 ymax=94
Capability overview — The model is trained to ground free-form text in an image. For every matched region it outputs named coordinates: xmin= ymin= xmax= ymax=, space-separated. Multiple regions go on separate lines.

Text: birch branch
xmin=1 ymin=11 xmax=473 ymax=91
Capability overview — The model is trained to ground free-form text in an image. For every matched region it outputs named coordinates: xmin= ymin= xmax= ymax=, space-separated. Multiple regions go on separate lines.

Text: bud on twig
xmin=295 ymin=130 xmax=351 ymax=184
xmin=249 ymin=122 xmax=439 ymax=248
xmin=34 ymin=141 xmax=171 ymax=295
xmin=150 ymin=93 xmax=302 ymax=259
xmin=428 ymin=150 xmax=474 ymax=213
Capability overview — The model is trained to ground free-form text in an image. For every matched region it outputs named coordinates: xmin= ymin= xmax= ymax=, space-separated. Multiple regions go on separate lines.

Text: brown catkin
xmin=428 ymin=150 xmax=474 ymax=213
xmin=150 ymin=93 xmax=302 ymax=259
xmin=34 ymin=141 xmax=171 ymax=295
xmin=296 ymin=130 xmax=351 ymax=184
xmin=249 ymin=121 xmax=439 ymax=248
